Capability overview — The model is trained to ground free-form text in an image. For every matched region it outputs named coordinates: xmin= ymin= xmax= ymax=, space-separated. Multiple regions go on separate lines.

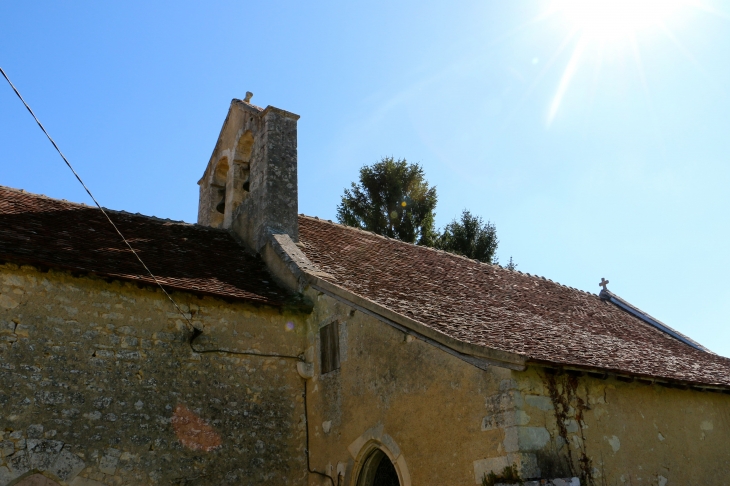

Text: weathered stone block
xmin=97 ymin=448 xmax=121 ymax=476
xmin=48 ymin=449 xmax=86 ymax=481
xmin=0 ymin=466 xmax=16 ymax=486
xmin=7 ymin=450 xmax=30 ymax=476
xmin=503 ymin=426 xmax=551 ymax=453
xmin=0 ymin=441 xmax=14 ymax=458
xmin=0 ymin=320 xmax=15 ymax=333
xmin=27 ymin=439 xmax=64 ymax=470
xmin=34 ymin=391 xmax=65 ymax=405
xmin=27 ymin=424 xmax=44 ymax=439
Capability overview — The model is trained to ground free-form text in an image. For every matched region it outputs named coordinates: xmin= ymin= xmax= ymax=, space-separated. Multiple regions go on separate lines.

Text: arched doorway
xmin=357 ymin=448 xmax=400 ymax=486
xmin=13 ymin=473 xmax=61 ymax=486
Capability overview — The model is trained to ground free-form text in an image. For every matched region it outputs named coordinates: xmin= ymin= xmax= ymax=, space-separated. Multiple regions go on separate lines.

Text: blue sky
xmin=2 ymin=1 xmax=730 ymax=356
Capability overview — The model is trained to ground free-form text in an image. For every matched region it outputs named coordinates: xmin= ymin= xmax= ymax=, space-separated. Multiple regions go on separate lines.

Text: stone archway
xmin=348 ymin=425 xmax=411 ymax=486
xmin=356 ymin=448 xmax=400 ymax=486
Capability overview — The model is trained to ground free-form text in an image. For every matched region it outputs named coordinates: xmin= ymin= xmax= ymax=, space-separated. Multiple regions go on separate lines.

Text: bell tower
xmin=197 ymin=94 xmax=300 ymax=252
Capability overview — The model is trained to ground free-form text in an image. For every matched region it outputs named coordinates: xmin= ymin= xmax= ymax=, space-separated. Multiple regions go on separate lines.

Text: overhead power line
xmin=1 ymin=67 xmax=338 ymax=486
xmin=0 ymin=66 xmax=194 ymax=331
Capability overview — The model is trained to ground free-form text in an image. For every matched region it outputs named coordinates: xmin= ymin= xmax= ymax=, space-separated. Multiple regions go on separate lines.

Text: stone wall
xmin=4 ymin=260 xmax=729 ymax=485
xmin=302 ymin=289 xmax=730 ymax=486
xmin=510 ymin=367 xmax=730 ymax=485
xmin=0 ymin=263 xmax=310 ymax=486
xmin=302 ymin=290 xmax=515 ymax=486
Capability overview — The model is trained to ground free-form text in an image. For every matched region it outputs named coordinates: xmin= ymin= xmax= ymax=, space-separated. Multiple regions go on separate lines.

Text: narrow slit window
xmin=320 ymin=321 xmax=340 ymax=374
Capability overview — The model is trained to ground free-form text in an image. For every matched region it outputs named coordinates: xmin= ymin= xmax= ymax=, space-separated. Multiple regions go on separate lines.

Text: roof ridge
xmin=600 ymin=289 xmax=712 ymax=353
xmin=0 ymin=184 xmax=93 ymax=208
xmin=298 ymin=213 xmax=599 ymax=297
xmin=0 ymin=184 xmax=230 ymax=234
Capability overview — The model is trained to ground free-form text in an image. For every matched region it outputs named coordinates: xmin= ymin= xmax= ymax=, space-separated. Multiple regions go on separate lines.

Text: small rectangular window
xmin=320 ymin=321 xmax=340 ymax=374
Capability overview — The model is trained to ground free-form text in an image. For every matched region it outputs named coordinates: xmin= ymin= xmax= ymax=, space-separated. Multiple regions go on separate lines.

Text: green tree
xmin=435 ymin=210 xmax=499 ymax=263
xmin=336 ymin=157 xmax=438 ymax=245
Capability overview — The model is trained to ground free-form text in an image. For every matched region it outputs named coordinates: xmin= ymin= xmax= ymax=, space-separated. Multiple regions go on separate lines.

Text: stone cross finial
xmin=599 ymin=278 xmax=609 ymax=291
xmin=244 ymin=92 xmax=253 ymax=103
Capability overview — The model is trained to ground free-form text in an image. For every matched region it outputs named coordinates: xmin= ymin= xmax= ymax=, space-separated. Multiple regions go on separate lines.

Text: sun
xmin=556 ymin=0 xmax=683 ymax=40
xmin=543 ymin=0 xmax=692 ymax=124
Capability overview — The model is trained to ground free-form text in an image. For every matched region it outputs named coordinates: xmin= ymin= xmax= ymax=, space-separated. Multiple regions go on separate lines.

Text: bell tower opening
xmin=197 ymin=95 xmax=300 ymax=251
xmin=223 ymin=130 xmax=254 ymax=227
xmin=210 ymin=156 xmax=229 ymax=227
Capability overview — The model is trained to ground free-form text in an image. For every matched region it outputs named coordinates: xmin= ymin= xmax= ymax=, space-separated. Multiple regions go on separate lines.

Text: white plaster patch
xmin=657 ymin=433 xmax=665 ymax=441
xmin=322 ymin=421 xmax=332 ymax=434
xmin=657 ymin=475 xmax=667 ymax=486
xmin=516 ymin=410 xmax=531 ymax=425
xmin=565 ymin=419 xmax=580 ymax=433
xmin=701 ymin=420 xmax=713 ymax=431
xmin=606 ymin=435 xmax=620 ymax=452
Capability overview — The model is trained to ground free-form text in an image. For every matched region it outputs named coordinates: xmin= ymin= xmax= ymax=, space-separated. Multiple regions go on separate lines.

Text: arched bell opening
xmin=223 ymin=130 xmax=254 ymax=227
xmin=234 ymin=130 xmax=254 ymax=194
xmin=210 ymin=156 xmax=229 ymax=227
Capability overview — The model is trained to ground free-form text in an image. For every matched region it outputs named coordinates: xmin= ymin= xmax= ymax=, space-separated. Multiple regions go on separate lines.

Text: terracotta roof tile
xmin=0 ymin=186 xmax=292 ymax=306
xmin=298 ymin=216 xmax=730 ymax=387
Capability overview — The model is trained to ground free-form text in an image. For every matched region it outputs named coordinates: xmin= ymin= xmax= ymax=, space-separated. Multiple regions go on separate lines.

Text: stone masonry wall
xmin=0 ymin=263 xmax=310 ymax=486
xmin=302 ymin=290 xmax=515 ymax=486
xmin=510 ymin=367 xmax=730 ymax=485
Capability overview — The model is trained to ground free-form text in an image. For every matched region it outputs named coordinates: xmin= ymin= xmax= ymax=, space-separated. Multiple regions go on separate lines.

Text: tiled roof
xmin=0 ymin=186 xmax=293 ymax=306
xmin=298 ymin=216 xmax=730 ymax=388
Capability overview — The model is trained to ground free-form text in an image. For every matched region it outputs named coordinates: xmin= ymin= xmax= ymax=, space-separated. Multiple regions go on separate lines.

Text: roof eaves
xmin=527 ymin=358 xmax=730 ymax=391
xmin=0 ymin=253 xmax=286 ymax=307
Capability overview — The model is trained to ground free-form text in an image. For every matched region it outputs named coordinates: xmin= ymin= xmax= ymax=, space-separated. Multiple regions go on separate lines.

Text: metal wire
xmin=1 ymin=69 xmax=336 ymax=485
xmin=0 ymin=66 xmax=195 ymax=331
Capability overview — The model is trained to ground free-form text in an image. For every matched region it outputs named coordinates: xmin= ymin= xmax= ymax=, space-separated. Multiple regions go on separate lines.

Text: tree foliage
xmin=435 ymin=210 xmax=498 ymax=263
xmin=336 ymin=157 xmax=438 ymax=245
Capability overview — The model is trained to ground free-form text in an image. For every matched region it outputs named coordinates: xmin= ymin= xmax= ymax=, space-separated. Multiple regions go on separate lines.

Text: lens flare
xmin=545 ymin=0 xmax=690 ymax=125
xmin=557 ymin=0 xmax=682 ymax=40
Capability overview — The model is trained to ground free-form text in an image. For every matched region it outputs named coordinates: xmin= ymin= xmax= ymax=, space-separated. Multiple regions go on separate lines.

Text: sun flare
xmin=556 ymin=0 xmax=682 ymax=40
xmin=544 ymin=0 xmax=692 ymax=124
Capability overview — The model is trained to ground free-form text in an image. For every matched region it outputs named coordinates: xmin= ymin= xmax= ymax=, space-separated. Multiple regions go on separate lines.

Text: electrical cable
xmin=189 ymin=332 xmax=336 ymax=486
xmin=0 ymin=66 xmax=195 ymax=332
xmin=304 ymin=379 xmax=337 ymax=486
xmin=1 ymin=67 xmax=336 ymax=486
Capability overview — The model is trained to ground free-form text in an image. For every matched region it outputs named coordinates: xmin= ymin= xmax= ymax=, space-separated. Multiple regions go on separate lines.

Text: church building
xmin=0 ymin=97 xmax=729 ymax=486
